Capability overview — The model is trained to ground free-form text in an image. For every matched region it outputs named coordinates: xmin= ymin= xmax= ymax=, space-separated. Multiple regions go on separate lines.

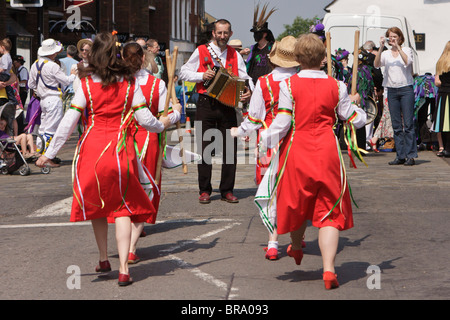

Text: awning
xmin=6 ymin=16 xmax=34 ymax=37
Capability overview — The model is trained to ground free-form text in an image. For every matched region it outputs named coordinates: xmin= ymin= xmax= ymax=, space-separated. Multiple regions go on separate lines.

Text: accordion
xmin=205 ymin=68 xmax=246 ymax=108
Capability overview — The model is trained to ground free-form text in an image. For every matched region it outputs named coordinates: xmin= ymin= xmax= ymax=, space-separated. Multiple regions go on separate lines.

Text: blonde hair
xmin=1 ymin=38 xmax=12 ymax=51
xmin=436 ymin=41 xmax=450 ymax=76
xmin=294 ymin=33 xmax=326 ymax=68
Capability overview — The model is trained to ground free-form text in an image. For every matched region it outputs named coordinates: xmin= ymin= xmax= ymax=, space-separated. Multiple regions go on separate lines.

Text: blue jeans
xmin=387 ymin=85 xmax=417 ymax=159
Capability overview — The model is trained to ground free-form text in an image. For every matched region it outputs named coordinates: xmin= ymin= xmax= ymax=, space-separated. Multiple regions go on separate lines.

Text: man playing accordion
xmin=180 ymin=19 xmax=253 ymax=204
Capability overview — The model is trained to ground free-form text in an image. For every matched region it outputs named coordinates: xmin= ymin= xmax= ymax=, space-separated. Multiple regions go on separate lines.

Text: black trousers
xmin=195 ymin=94 xmax=237 ymax=196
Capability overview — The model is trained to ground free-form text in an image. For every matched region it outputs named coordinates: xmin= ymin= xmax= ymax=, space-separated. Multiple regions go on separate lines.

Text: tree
xmin=277 ymin=16 xmax=321 ymax=40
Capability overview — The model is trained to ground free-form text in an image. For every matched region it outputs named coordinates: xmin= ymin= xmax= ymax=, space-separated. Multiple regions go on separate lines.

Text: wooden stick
xmin=155 ymin=47 xmax=178 ymax=184
xmin=168 ymin=51 xmax=188 ymax=174
xmin=326 ymin=32 xmax=332 ymax=76
xmin=351 ymin=30 xmax=360 ymax=95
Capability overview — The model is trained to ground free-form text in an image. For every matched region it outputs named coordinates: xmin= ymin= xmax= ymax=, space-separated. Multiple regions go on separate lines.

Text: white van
xmin=322 ymin=13 xmax=420 ymax=75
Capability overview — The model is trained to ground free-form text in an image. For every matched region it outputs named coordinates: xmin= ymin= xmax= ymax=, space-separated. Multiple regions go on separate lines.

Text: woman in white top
xmin=374 ymin=27 xmax=417 ymax=166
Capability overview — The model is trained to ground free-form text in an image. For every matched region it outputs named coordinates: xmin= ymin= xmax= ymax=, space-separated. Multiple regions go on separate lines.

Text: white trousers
xmin=39 ymin=96 xmax=64 ymax=137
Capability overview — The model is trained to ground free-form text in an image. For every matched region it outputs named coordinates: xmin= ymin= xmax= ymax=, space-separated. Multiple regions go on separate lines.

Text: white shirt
xmin=260 ymin=69 xmax=367 ymax=148
xmin=179 ymin=41 xmax=255 ymax=91
xmin=17 ymin=66 xmax=29 ymax=88
xmin=237 ymin=67 xmax=298 ymax=137
xmin=379 ymin=47 xmax=414 ymax=88
xmin=0 ymin=53 xmax=12 ymax=75
xmin=28 ymin=57 xmax=76 ymax=99
xmin=44 ymin=74 xmax=165 ymax=159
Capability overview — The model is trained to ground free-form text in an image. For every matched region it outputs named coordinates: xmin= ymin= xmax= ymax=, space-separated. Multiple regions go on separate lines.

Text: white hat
xmin=38 ymin=39 xmax=63 ymax=57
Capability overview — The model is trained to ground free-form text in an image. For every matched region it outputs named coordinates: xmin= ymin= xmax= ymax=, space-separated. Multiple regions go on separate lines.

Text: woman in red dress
xmin=231 ymin=36 xmax=300 ymax=261
xmin=36 ymin=33 xmax=175 ymax=286
xmin=121 ymin=42 xmax=181 ymax=263
xmin=256 ymin=34 xmax=366 ymax=289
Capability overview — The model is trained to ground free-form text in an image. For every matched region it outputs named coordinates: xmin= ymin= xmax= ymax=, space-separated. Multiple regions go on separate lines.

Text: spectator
xmin=432 ymin=41 xmax=450 ymax=157
xmin=59 ymin=45 xmax=79 ymax=76
xmin=374 ymin=27 xmax=417 ymax=166
xmin=0 ymin=38 xmax=19 ymax=106
xmin=13 ymin=55 xmax=29 ymax=107
xmin=72 ymin=38 xmax=92 ymax=93
xmin=135 ymin=38 xmax=158 ymax=75
xmin=0 ymin=116 xmax=38 ymax=158
xmin=59 ymin=45 xmax=79 ymax=112
xmin=146 ymin=39 xmax=164 ymax=79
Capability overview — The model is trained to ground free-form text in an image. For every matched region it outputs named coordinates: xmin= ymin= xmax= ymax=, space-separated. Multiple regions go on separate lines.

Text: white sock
xmin=267 ymin=241 xmax=278 ymax=251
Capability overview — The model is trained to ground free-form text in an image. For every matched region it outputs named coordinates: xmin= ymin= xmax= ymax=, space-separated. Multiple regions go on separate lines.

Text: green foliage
xmin=276 ymin=16 xmax=320 ymax=40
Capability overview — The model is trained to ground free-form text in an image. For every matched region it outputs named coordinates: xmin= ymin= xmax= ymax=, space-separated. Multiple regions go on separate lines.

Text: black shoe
xmin=388 ymin=158 xmax=405 ymax=165
xmin=443 ymin=150 xmax=450 ymax=158
xmin=404 ymin=158 xmax=415 ymax=166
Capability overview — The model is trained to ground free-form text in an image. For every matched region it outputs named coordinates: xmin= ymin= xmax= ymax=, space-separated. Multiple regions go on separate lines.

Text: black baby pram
xmin=0 ymin=102 xmax=49 ymax=175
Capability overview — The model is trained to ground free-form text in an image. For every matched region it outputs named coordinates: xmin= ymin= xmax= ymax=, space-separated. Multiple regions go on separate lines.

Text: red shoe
xmin=323 ymin=271 xmax=339 ymax=290
xmin=302 ymin=240 xmax=306 ymax=248
xmin=118 ymin=273 xmax=133 ymax=286
xmin=265 ymin=247 xmax=279 ymax=260
xmin=287 ymin=244 xmax=303 ymax=265
xmin=221 ymin=192 xmax=239 ymax=203
xmin=199 ymin=192 xmax=211 ymax=204
xmin=95 ymin=260 xmax=111 ymax=273
xmin=369 ymin=140 xmax=379 ymax=153
xmin=128 ymin=252 xmax=141 ymax=264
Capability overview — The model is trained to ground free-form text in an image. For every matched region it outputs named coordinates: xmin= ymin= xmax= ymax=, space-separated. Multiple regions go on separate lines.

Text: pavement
xmin=0 ymin=129 xmax=449 ymax=303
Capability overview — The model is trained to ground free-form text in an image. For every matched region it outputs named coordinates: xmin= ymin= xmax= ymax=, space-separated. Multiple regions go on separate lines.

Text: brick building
xmin=1 ymin=0 xmax=207 ymax=77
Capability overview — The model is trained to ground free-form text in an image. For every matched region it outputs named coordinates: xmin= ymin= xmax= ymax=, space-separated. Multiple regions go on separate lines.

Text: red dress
xmin=275 ymin=75 xmax=354 ymax=234
xmin=130 ymin=74 xmax=162 ymax=223
xmin=255 ymin=74 xmax=280 ymax=185
xmin=70 ymin=76 xmax=155 ymax=222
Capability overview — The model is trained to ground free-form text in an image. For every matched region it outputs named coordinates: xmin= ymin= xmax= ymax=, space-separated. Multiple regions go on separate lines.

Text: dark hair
xmin=66 ymin=45 xmax=77 ymax=57
xmin=78 ymin=32 xmax=134 ymax=86
xmin=122 ymin=42 xmax=144 ymax=75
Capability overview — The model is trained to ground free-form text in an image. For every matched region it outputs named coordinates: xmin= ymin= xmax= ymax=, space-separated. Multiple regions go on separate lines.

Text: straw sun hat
xmin=229 ymin=39 xmax=243 ymax=50
xmin=77 ymin=38 xmax=93 ymax=52
xmin=269 ymin=35 xmax=299 ymax=68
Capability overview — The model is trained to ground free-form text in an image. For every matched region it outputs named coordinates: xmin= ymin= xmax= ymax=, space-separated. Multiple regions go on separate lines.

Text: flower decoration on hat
xmin=335 ymin=48 xmax=349 ymax=61
xmin=309 ymin=20 xmax=325 ymax=40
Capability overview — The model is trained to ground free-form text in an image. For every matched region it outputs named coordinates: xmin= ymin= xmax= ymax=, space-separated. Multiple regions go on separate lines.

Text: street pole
xmin=37 ymin=5 xmax=44 ymax=45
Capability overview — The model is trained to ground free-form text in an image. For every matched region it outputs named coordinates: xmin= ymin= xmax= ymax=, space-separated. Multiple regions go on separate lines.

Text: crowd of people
xmin=0 ymin=9 xmax=449 ymax=290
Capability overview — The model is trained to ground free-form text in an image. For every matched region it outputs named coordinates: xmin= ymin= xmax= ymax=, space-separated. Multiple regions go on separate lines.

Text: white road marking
xmin=160 ymin=222 xmax=241 ymax=299
xmin=160 ymin=222 xmax=241 ymax=253
xmin=167 ymin=254 xmax=239 ymax=299
xmin=27 ymin=197 xmax=72 ymax=218
xmin=0 ymin=221 xmax=91 ymax=229
xmin=7 ymin=199 xmax=242 ymax=298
